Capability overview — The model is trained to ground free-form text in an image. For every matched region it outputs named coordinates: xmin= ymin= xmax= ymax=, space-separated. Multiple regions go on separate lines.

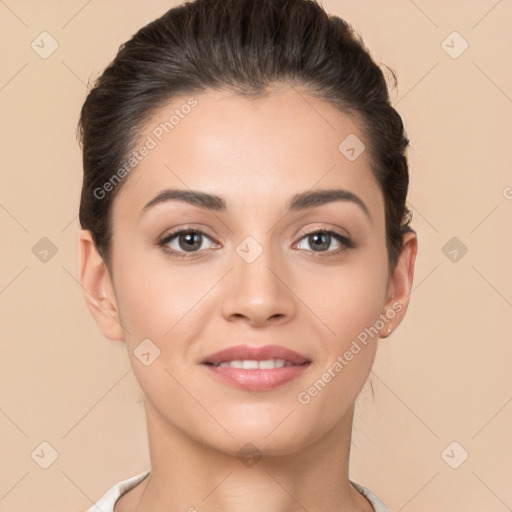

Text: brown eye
xmin=175 ymin=231 xmax=204 ymax=252
xmin=158 ymin=229 xmax=217 ymax=258
xmin=295 ymin=229 xmax=353 ymax=256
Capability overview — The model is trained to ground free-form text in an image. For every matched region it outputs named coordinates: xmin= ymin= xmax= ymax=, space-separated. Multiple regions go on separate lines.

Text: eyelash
xmin=157 ymin=226 xmax=354 ymax=260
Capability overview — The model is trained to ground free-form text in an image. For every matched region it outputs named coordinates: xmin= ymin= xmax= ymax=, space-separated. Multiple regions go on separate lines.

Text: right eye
xmin=158 ymin=228 xmax=219 ymax=258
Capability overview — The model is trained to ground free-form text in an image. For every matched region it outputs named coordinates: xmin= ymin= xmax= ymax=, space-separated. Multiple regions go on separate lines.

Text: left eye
xmin=295 ymin=230 xmax=352 ymax=254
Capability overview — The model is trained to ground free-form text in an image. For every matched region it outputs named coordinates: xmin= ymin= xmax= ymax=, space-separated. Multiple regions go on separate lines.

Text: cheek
xmin=304 ymin=276 xmax=383 ymax=398
xmin=294 ymin=265 xmax=386 ymax=420
xmin=300 ymin=256 xmax=389 ymax=341
xmin=112 ymin=261 xmax=200 ymax=400
xmin=113 ymin=249 xmax=207 ymax=339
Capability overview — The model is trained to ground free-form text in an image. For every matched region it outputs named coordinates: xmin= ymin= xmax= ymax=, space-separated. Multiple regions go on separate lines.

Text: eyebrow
xmin=141 ymin=188 xmax=371 ymax=221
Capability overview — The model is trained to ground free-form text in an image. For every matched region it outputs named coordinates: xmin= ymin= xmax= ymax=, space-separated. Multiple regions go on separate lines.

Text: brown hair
xmin=77 ymin=0 xmax=413 ymax=272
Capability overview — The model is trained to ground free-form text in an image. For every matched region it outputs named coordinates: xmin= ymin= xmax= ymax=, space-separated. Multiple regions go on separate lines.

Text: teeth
xmin=259 ymin=359 xmax=282 ymax=369
xmin=216 ymin=359 xmax=289 ymax=369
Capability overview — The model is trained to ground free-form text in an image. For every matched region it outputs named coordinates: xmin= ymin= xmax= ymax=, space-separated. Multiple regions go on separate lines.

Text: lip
xmin=201 ymin=344 xmax=310 ymax=365
xmin=200 ymin=344 xmax=311 ymax=391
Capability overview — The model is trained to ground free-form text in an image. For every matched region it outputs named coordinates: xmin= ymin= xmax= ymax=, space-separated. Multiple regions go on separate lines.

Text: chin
xmin=195 ymin=412 xmax=320 ymax=459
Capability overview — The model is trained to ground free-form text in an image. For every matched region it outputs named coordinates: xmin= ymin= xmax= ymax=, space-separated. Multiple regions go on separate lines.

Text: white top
xmin=86 ymin=469 xmax=391 ymax=512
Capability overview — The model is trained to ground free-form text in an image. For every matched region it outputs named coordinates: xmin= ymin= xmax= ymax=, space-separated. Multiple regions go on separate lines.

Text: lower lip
xmin=202 ymin=363 xmax=311 ymax=391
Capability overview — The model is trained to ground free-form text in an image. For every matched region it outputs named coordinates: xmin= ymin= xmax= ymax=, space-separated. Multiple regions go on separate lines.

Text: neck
xmin=130 ymin=401 xmax=373 ymax=512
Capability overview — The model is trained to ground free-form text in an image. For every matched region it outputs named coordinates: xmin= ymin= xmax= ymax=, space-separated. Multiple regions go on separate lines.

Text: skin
xmin=79 ymin=85 xmax=417 ymax=512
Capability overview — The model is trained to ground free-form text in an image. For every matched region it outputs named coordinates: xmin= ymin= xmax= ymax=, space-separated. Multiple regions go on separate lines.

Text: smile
xmin=208 ymin=359 xmax=297 ymax=369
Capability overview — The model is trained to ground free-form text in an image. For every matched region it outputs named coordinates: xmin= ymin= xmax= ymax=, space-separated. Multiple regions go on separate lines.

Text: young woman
xmin=78 ymin=0 xmax=417 ymax=510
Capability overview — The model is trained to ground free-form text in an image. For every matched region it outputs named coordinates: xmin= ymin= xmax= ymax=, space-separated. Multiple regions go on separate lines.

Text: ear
xmin=379 ymin=230 xmax=418 ymax=338
xmin=78 ymin=229 xmax=125 ymax=341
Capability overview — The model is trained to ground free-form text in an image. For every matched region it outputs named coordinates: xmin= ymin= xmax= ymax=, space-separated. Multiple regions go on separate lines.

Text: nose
xmin=220 ymin=241 xmax=296 ymax=327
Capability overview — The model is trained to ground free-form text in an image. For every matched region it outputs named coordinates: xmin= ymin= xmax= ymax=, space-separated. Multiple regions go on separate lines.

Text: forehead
xmin=113 ymin=86 xmax=383 ymax=221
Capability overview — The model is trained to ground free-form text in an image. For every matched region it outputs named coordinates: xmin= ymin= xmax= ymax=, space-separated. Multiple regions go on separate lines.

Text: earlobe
xmin=379 ymin=231 xmax=418 ymax=338
xmin=78 ymin=230 xmax=125 ymax=341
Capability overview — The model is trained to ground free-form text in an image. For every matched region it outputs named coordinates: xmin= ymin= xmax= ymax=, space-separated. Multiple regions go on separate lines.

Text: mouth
xmin=201 ymin=343 xmax=311 ymax=365
xmin=204 ymin=359 xmax=304 ymax=369
xmin=200 ymin=344 xmax=311 ymax=391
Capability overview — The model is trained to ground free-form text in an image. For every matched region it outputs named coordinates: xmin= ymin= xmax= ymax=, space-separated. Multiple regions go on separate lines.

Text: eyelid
xmin=298 ymin=224 xmax=351 ymax=241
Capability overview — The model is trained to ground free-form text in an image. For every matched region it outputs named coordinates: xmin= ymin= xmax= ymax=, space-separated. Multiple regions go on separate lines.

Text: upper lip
xmin=201 ymin=344 xmax=311 ymax=365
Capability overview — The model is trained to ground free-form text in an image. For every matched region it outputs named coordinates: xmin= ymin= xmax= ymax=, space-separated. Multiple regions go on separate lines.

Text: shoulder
xmin=350 ymin=480 xmax=391 ymax=512
xmin=85 ymin=470 xmax=151 ymax=512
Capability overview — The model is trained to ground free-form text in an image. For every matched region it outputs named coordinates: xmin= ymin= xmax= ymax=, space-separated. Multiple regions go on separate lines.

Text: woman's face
xmin=85 ymin=85 xmax=415 ymax=456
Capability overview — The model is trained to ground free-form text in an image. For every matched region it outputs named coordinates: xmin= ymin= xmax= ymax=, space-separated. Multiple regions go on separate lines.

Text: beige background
xmin=1 ymin=1 xmax=511 ymax=511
